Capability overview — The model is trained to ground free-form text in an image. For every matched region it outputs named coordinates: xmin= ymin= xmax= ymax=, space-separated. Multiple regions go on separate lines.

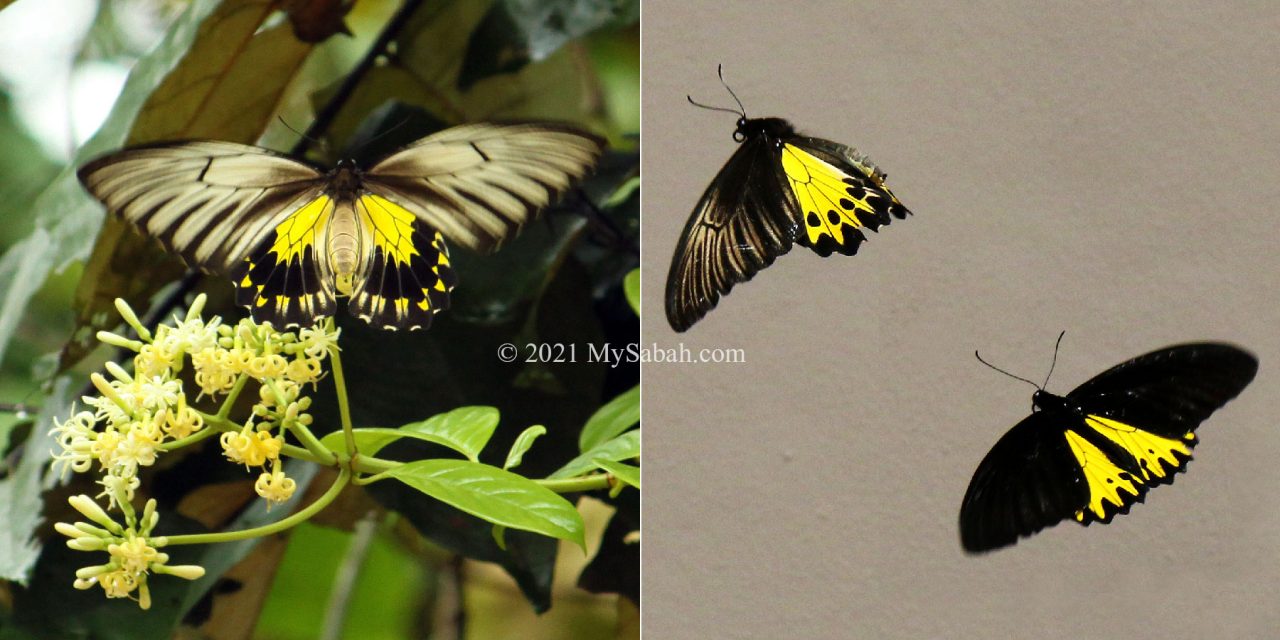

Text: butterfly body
xmin=665 ymin=111 xmax=911 ymax=332
xmin=960 ymin=343 xmax=1257 ymax=553
xmin=318 ymin=162 xmax=366 ymax=295
xmin=79 ymin=123 xmax=604 ymax=330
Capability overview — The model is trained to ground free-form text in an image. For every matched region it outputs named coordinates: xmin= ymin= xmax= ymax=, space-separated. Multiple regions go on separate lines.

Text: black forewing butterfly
xmin=664 ymin=66 xmax=912 ymax=332
xmin=77 ymin=123 xmax=604 ymax=331
xmin=960 ymin=339 xmax=1257 ymax=553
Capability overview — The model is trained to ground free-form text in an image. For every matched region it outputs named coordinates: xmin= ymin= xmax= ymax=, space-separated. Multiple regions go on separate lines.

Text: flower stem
xmin=217 ymin=374 xmax=250 ymax=420
xmin=288 ymin=421 xmax=338 ymax=466
xmin=329 ymin=349 xmax=357 ymax=460
xmin=158 ymin=467 xmax=351 ymax=546
xmin=159 ymin=426 xmax=219 ymax=452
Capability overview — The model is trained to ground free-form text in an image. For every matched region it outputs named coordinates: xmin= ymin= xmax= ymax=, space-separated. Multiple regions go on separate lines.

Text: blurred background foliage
xmin=0 ymin=0 xmax=638 ymax=638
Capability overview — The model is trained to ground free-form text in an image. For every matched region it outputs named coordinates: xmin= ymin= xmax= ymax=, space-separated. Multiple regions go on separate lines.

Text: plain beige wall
xmin=641 ymin=2 xmax=1280 ymax=638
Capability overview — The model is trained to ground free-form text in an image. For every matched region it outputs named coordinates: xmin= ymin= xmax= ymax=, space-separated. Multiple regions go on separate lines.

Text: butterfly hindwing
xmin=664 ymin=136 xmax=798 ymax=332
xmin=782 ymin=137 xmax=911 ymax=258
xmin=231 ymin=192 xmax=338 ymax=328
xmin=348 ymin=194 xmax=458 ymax=330
xmin=961 ymin=343 xmax=1257 ymax=553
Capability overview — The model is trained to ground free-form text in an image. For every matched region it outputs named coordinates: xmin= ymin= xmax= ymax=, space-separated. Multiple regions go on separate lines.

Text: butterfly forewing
xmin=664 ymin=136 xmax=798 ymax=332
xmin=363 ymin=123 xmax=605 ymax=254
xmin=78 ymin=141 xmax=327 ymax=275
xmin=1067 ymin=343 xmax=1259 ymax=437
xmin=960 ymin=413 xmax=1089 ymax=553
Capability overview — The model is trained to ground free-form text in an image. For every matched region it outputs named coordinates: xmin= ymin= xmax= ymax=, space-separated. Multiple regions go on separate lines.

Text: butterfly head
xmin=327 ymin=159 xmax=363 ymax=194
xmin=1030 ymin=389 xmax=1075 ymax=416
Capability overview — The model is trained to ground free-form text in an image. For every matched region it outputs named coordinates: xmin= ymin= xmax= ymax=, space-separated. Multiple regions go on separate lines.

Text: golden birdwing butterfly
xmin=77 ymin=123 xmax=604 ymax=331
xmin=960 ymin=341 xmax=1257 ymax=553
xmin=664 ymin=66 xmax=912 ymax=332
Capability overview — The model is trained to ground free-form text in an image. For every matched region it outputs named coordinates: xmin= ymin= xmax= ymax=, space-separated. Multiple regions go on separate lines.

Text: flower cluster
xmin=51 ymin=295 xmax=341 ymax=511
xmin=56 ymin=495 xmax=204 ymax=610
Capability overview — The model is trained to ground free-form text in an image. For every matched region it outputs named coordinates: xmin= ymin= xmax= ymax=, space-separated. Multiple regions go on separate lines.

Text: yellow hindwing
xmin=780 ymin=144 xmax=881 ymax=248
xmin=1085 ymin=415 xmax=1193 ymax=481
xmin=1064 ymin=429 xmax=1143 ymax=522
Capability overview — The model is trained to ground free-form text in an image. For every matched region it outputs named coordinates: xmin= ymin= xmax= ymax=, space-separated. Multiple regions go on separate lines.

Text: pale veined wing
xmin=362 ymin=123 xmax=605 ymax=253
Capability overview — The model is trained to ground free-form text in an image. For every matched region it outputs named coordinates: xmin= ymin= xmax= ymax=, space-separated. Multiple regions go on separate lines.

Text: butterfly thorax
xmin=1031 ymin=390 xmax=1081 ymax=416
xmin=324 ymin=162 xmax=367 ymax=296
xmin=734 ymin=117 xmax=795 ymax=144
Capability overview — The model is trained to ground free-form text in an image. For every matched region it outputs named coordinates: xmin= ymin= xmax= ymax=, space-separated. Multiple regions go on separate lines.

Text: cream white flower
xmin=255 ymin=460 xmax=297 ymax=507
xmin=60 ymin=496 xmax=204 ymax=610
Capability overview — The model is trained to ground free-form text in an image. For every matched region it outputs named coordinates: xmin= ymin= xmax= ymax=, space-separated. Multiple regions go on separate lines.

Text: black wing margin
xmin=959 ymin=413 xmax=1089 ymax=553
xmin=664 ymin=137 xmax=798 ymax=332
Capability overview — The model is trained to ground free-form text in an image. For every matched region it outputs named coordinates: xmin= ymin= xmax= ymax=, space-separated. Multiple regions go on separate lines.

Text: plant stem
xmin=536 ymin=474 xmax=613 ymax=493
xmin=289 ymin=420 xmax=339 ymax=465
xmin=330 ymin=348 xmax=357 ymax=460
xmin=295 ymin=0 xmax=425 ymax=156
xmin=217 ymin=374 xmax=250 ymax=420
xmin=158 ymin=467 xmax=351 ymax=546
xmin=158 ymin=426 xmax=218 ymax=452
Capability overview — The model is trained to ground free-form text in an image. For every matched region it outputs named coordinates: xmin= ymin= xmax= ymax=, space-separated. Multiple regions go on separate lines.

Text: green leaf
xmin=385 ymin=460 xmax=585 ymax=549
xmin=603 ymin=174 xmax=640 ymax=210
xmin=578 ymin=385 xmax=638 ymax=452
xmin=0 ymin=377 xmax=70 ymax=582
xmin=551 ymin=429 xmax=638 ymax=479
xmin=318 ymin=428 xmax=407 ymax=458
xmin=400 ymin=406 xmax=500 ymax=462
xmin=492 ymin=524 xmax=508 ymax=550
xmin=595 ymin=459 xmax=638 ymax=489
xmin=623 ymin=269 xmax=639 ymax=315
xmin=504 ymin=425 xmax=547 ymax=470
xmin=319 ymin=407 xmax=500 ymax=462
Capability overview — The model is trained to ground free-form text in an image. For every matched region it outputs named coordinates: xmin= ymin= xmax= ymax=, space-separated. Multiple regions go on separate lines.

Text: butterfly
xmin=78 ymin=123 xmax=604 ymax=331
xmin=959 ymin=339 xmax=1257 ymax=553
xmin=664 ymin=66 xmax=911 ymax=332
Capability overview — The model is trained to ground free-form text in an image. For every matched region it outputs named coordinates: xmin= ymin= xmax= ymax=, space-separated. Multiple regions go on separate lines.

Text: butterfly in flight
xmin=664 ymin=65 xmax=912 ymax=332
xmin=959 ymin=336 xmax=1257 ymax=553
xmin=78 ymin=123 xmax=604 ymax=331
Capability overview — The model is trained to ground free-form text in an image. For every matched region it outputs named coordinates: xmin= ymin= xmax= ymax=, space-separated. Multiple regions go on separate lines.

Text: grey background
xmin=641 ymin=2 xmax=1280 ymax=638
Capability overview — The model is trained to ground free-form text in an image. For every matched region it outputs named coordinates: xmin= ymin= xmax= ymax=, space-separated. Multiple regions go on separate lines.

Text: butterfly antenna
xmin=278 ymin=116 xmax=327 ymax=155
xmin=686 ymin=64 xmax=749 ymax=118
xmin=686 ymin=95 xmax=744 ymax=116
xmin=1042 ymin=331 xmax=1067 ymax=389
xmin=716 ymin=64 xmax=747 ymax=118
xmin=974 ymin=350 xmax=1041 ymax=391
